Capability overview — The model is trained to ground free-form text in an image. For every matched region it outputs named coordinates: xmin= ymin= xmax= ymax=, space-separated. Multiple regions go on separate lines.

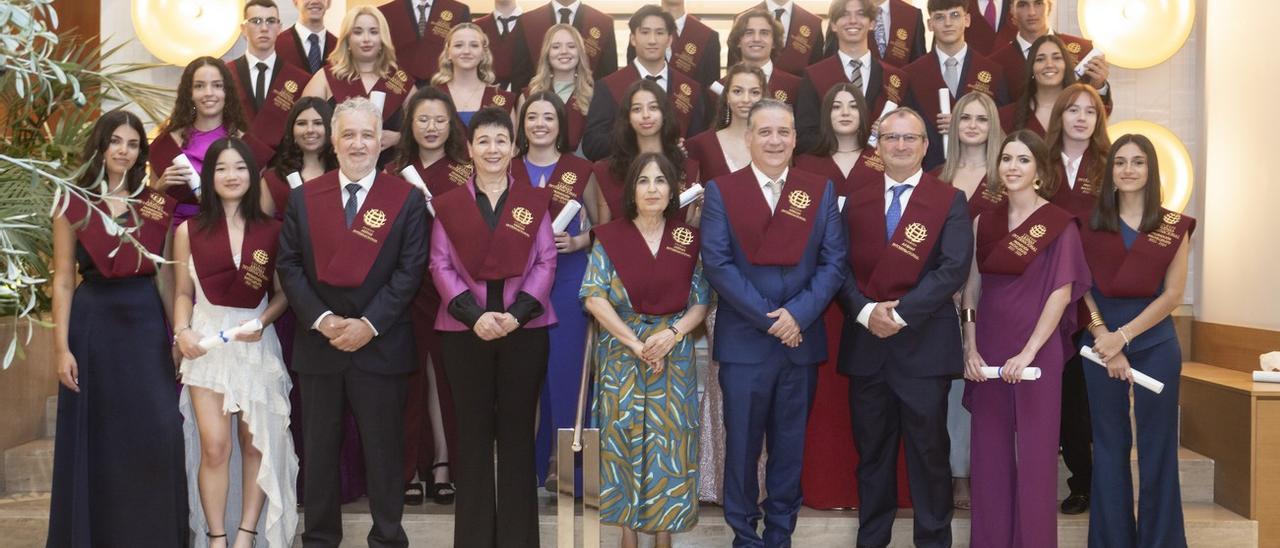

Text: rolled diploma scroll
xmin=867 ymin=101 xmax=899 ymax=148
xmin=551 ymin=199 xmax=582 ymax=234
xmin=678 ymin=183 xmax=704 ymax=208
xmin=1073 ymin=47 xmax=1105 ymax=79
xmin=980 ymin=366 xmax=1042 ymax=380
xmin=286 ymin=172 xmax=304 ymax=189
xmin=198 ymin=319 xmax=264 ymax=350
xmin=1253 ymin=371 xmax=1280 ymax=383
xmin=398 ymin=165 xmax=435 ymax=216
xmin=370 ymin=91 xmax=387 ymax=114
xmin=171 ymin=153 xmax=200 ymax=193
xmin=1080 ymin=346 xmax=1165 ymax=394
xmin=838 ymin=196 xmax=847 ymax=212
xmin=938 ymin=88 xmax=952 ymax=158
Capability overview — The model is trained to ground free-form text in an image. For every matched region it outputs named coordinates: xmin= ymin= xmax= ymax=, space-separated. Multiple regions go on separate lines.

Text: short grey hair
xmin=332 ymin=96 xmax=383 ymax=135
xmin=878 ymin=106 xmax=927 ymax=131
xmin=746 ymin=98 xmax=794 ymax=129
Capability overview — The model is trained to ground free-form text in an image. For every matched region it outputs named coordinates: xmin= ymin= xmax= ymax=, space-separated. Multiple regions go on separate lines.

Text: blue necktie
xmin=307 ymin=34 xmax=322 ymax=73
xmin=885 ymin=184 xmax=910 ymax=240
xmin=344 ymin=183 xmax=361 ymax=228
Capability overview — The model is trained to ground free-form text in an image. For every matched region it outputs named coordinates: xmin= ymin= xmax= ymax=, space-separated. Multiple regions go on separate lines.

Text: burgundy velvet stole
xmin=230 ymin=57 xmax=311 ymax=148
xmin=977 ymin=201 xmax=1076 ymax=275
xmin=433 ymin=179 xmax=551 ymax=280
xmin=968 ymin=177 xmax=1005 ymax=220
xmin=511 ymin=154 xmax=594 ymax=218
xmin=380 ymin=0 xmax=467 ymax=82
xmin=794 ymin=150 xmax=886 ymax=197
xmin=670 ymin=16 xmax=715 ymax=79
xmin=1051 ymin=152 xmax=1102 ymax=220
xmin=303 ymin=172 xmax=413 ymax=287
xmin=846 ymin=175 xmax=958 ymax=301
xmin=717 ymin=167 xmax=827 ymax=266
xmin=65 ymin=188 xmax=175 ymax=278
xmin=768 ymin=70 xmax=802 ymax=104
xmin=686 ymin=130 xmax=732 ymax=182
xmin=593 ymin=218 xmax=700 ymax=315
xmin=868 ymin=0 xmax=922 ymax=67
xmin=189 ymin=217 xmax=281 ymax=308
xmin=411 ymin=157 xmax=473 ymax=198
xmin=594 ymin=157 xmax=700 ymax=219
xmin=522 ymin=4 xmax=613 ymax=74
xmin=1082 ymin=209 xmax=1195 ymax=298
xmin=148 ymin=133 xmax=196 ymax=204
xmin=263 ymin=170 xmax=292 ymax=220
xmin=325 ymin=66 xmax=413 ymax=122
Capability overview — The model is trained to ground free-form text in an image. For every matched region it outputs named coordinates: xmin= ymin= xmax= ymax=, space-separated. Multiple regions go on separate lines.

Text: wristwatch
xmin=667 ymin=325 xmax=683 ymax=341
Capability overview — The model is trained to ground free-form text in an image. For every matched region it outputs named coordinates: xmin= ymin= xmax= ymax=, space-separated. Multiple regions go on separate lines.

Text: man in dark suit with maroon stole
xmin=277 ymin=0 xmax=335 ymax=75
xmin=866 ymin=0 xmax=927 ymax=68
xmin=837 ymin=107 xmax=972 ymax=548
xmin=277 ymin=97 xmax=428 ymax=547
xmin=581 ymin=6 xmax=708 ymax=161
xmin=701 ymin=99 xmax=846 ymax=548
xmin=740 ymin=0 xmax=825 ymax=76
xmin=964 ymin=0 xmax=1017 ymax=55
xmin=903 ymin=0 xmax=1010 ymax=171
xmin=379 ymin=0 xmax=472 ymax=85
xmin=521 ymin=0 xmax=619 ymax=80
xmin=988 ymin=0 xmax=1111 ymax=102
xmin=228 ymin=0 xmax=313 ymax=160
xmin=795 ymin=0 xmax=909 ymax=153
xmin=625 ymin=0 xmax=722 ymax=90
xmin=473 ymin=0 xmax=532 ymax=92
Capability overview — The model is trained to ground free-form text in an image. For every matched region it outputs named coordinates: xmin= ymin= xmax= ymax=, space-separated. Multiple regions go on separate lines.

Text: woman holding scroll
xmin=173 ymin=137 xmax=297 ymax=548
xmin=961 ymin=130 xmax=1090 ymax=548
xmin=1080 ymin=134 xmax=1192 ymax=548
xmin=48 ymin=109 xmax=188 ymax=547
xmin=583 ymin=152 xmax=710 ymax=547
xmin=513 ymin=91 xmax=605 ymax=488
xmin=429 ymin=107 xmax=556 ymax=547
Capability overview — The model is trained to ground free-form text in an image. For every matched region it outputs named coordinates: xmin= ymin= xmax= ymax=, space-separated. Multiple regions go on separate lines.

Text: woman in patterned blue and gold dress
xmin=581 ymin=152 xmax=710 ymax=548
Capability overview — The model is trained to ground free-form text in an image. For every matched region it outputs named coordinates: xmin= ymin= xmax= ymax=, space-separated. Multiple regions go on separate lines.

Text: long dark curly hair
xmin=393 ymin=86 xmax=470 ymax=169
xmin=608 ymin=79 xmax=685 ymax=183
xmin=157 ymin=57 xmax=249 ymax=144
xmin=269 ymin=97 xmax=339 ymax=178
xmin=76 ymin=109 xmax=149 ymax=193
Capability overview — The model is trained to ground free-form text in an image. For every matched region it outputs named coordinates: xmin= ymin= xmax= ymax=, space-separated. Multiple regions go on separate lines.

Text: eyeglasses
xmin=245 ymin=17 xmax=282 ymax=27
xmin=879 ymin=133 xmax=925 ymax=145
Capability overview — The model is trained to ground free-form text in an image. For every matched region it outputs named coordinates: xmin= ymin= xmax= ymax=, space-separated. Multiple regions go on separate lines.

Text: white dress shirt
xmin=856 ymin=169 xmax=923 ymax=328
xmin=415 ymin=0 xmax=434 ymax=26
xmin=633 ymin=58 xmax=670 ymax=92
xmin=313 ymin=168 xmax=380 ymax=334
xmin=937 ymin=45 xmax=968 ymax=96
xmin=837 ymin=49 xmax=874 ymax=97
xmin=1062 ymin=152 xmax=1081 ymax=189
xmin=554 ymin=0 xmax=582 ymax=23
xmin=295 ymin=23 xmax=327 ymax=55
xmin=750 ymin=163 xmax=790 ymax=212
xmin=493 ymin=6 xmax=523 ymax=34
xmin=765 ymin=0 xmax=793 ymax=37
xmin=244 ymin=50 xmax=276 ymax=100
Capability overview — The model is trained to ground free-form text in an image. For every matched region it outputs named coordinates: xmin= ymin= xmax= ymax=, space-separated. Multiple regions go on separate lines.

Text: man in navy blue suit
xmin=700 ymin=98 xmax=847 ymax=548
xmin=837 ymin=107 xmax=972 ymax=548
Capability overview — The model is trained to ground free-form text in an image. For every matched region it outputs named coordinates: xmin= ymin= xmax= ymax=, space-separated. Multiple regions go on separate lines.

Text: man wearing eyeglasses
xmin=228 ymin=0 xmax=313 ymax=162
xmin=837 ymin=107 xmax=973 ymax=548
xmin=276 ymin=0 xmax=335 ymax=75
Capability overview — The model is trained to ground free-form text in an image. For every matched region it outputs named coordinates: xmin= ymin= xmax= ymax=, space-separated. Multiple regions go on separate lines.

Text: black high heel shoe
xmin=431 ymin=462 xmax=456 ymax=505
xmin=404 ymin=481 xmax=425 ymax=505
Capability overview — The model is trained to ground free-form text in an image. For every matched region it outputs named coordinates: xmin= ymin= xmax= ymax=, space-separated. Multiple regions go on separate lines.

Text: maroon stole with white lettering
xmin=846 ymin=175 xmax=958 ymax=301
xmin=968 ymin=177 xmax=1005 ymax=220
xmin=64 ymin=188 xmax=175 ymax=278
xmin=977 ymin=201 xmax=1076 ymax=275
xmin=717 ymin=167 xmax=827 ymax=266
xmin=593 ymin=218 xmax=699 ymax=315
xmin=511 ymin=154 xmax=594 ymax=218
xmin=189 ymin=217 xmax=281 ymax=308
xmin=593 ymin=157 xmax=700 ymax=219
xmin=379 ymin=0 xmax=467 ymax=82
xmin=1082 ymin=209 xmax=1195 ymax=298
xmin=303 ymin=171 xmax=413 ymax=287
xmin=670 ymin=16 xmax=715 ymax=80
xmin=433 ymin=180 xmax=551 ymax=280
xmin=1051 ymin=153 xmax=1102 ymax=220
xmin=406 ymin=156 xmax=472 ymax=198
xmin=324 ymin=66 xmax=413 ymax=123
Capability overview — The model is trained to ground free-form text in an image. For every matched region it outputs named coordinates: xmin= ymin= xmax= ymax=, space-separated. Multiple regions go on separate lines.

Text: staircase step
xmin=2 ymin=438 xmax=54 ymax=494
xmin=45 ymin=396 xmax=57 ymax=439
xmin=1056 ymin=447 xmax=1214 ymax=503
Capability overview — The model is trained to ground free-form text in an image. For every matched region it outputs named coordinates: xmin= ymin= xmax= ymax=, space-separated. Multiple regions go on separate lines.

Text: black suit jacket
xmin=836 ymin=190 xmax=972 ymax=378
xmin=276 ymin=181 xmax=429 ymax=376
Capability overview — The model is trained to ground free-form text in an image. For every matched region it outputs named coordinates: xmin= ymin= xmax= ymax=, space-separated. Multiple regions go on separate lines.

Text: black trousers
xmin=299 ymin=367 xmax=409 ymax=548
xmin=442 ymin=327 xmax=549 ymax=548
xmin=1061 ymin=332 xmax=1093 ymax=495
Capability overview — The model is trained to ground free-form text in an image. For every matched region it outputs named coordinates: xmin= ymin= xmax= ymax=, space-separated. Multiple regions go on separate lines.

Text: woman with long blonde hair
xmin=521 ymin=23 xmax=595 ymax=152
xmin=938 ymin=91 xmax=1006 ymax=219
xmin=431 ymin=23 xmax=515 ymax=130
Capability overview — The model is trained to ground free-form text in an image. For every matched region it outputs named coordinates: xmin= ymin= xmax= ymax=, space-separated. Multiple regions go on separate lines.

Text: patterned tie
xmin=344 ymin=183 xmax=361 ymax=228
xmin=885 ymin=184 xmax=909 ymax=240
xmin=559 ymin=7 xmax=572 ymax=24
xmin=306 ymin=33 xmax=322 ymax=73
xmin=944 ymin=57 xmax=960 ymax=97
xmin=417 ymin=2 xmax=430 ymax=38
xmin=254 ymin=62 xmax=268 ymax=109
xmin=874 ymin=11 xmax=888 ymax=57
xmin=983 ymin=0 xmax=997 ymax=29
xmin=766 ymin=179 xmax=784 ymax=211
xmin=848 ymin=59 xmax=863 ymax=93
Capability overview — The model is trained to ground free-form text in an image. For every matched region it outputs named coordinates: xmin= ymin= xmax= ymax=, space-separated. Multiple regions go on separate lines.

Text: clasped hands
xmin=1091 ymin=330 xmax=1133 ymax=383
xmin=318 ymin=314 xmax=376 ymax=351
xmin=768 ymin=307 xmax=803 ymax=348
xmin=867 ymin=300 xmax=903 ymax=339
xmin=963 ymin=347 xmax=1035 ymax=384
xmin=472 ymin=311 xmax=519 ymax=341
xmin=626 ymin=329 xmax=678 ymax=373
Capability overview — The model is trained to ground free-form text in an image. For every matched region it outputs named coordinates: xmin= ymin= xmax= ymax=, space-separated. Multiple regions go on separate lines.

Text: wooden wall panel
xmin=1257 ymin=399 xmax=1280 ymax=546
xmin=52 ymin=0 xmax=100 ymax=45
xmin=1192 ymin=321 xmax=1280 ymax=373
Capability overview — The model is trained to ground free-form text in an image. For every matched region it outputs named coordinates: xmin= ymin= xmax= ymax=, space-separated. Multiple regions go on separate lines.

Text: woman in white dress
xmin=173 ymin=137 xmax=298 ymax=548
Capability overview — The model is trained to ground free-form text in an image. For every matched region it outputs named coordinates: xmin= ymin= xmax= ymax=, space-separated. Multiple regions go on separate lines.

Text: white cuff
xmin=856 ymin=303 xmax=875 ymax=328
xmin=891 ymin=309 xmax=908 ymax=327
xmin=312 ymin=310 xmax=333 ymax=330
xmin=361 ymin=317 xmax=379 ymax=337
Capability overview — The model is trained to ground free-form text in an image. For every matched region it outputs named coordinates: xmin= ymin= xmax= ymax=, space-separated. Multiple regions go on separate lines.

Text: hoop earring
xmin=1033 ymin=178 xmax=1043 ymax=190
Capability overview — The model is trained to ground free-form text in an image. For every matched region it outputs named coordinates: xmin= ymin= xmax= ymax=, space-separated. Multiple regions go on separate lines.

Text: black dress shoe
xmin=1060 ymin=492 xmax=1090 ymax=514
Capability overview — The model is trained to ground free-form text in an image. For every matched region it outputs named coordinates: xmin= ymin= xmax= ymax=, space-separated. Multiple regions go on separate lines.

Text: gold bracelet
xmin=961 ymin=309 xmax=977 ymax=323
xmin=1087 ymin=319 xmax=1105 ymax=331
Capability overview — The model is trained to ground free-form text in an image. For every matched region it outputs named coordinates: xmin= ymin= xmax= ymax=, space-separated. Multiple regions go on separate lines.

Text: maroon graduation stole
xmin=1051 ymin=153 xmax=1102 ymax=220
xmin=846 ymin=175 xmax=957 ymax=301
xmin=325 ymin=66 xmax=413 ymax=122
xmin=717 ymin=167 xmax=826 ymax=266
xmin=481 ymin=86 xmax=516 ymax=113
xmin=977 ymin=201 xmax=1076 ymax=275
xmin=475 ymin=15 xmax=514 ymax=86
xmin=670 ymin=16 xmax=716 ymax=79
xmin=603 ymin=66 xmax=700 ymax=135
xmin=686 ymin=130 xmax=732 ymax=182
xmin=511 ymin=154 xmax=594 ymax=218
xmin=1082 ymin=209 xmax=1195 ymax=298
xmin=303 ymin=171 xmax=413 ymax=287
xmin=869 ymin=0 xmax=922 ymax=67
xmin=275 ymin=27 xmax=336 ymax=75
xmin=148 ymin=133 xmax=197 ymax=204
xmin=793 ymin=150 xmax=884 ymax=197
xmin=229 ymin=57 xmax=311 ymax=148
xmin=433 ymin=179 xmax=551 ymax=280
xmin=410 ymin=156 xmax=473 ymax=198
xmin=523 ymin=4 xmax=613 ymax=75
xmin=593 ymin=218 xmax=700 ymax=315
xmin=64 ymin=188 xmax=175 ymax=278
xmin=263 ymin=170 xmax=293 ymax=219
xmin=767 ymin=70 xmax=802 ymax=104
xmin=749 ymin=3 xmax=821 ymax=75
xmin=964 ymin=0 xmax=1018 ymax=55
xmin=379 ymin=0 xmax=467 ymax=82
xmin=968 ymin=177 xmax=1005 ymax=220
xmin=905 ymin=52 xmax=1001 ymax=121
xmin=189 ymin=217 xmax=281 ymax=308
xmin=594 ymin=157 xmax=699 ymax=218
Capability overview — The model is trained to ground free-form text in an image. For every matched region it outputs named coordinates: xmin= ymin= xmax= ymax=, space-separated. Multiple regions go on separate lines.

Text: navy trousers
xmin=719 ymin=351 xmax=819 ymax=548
